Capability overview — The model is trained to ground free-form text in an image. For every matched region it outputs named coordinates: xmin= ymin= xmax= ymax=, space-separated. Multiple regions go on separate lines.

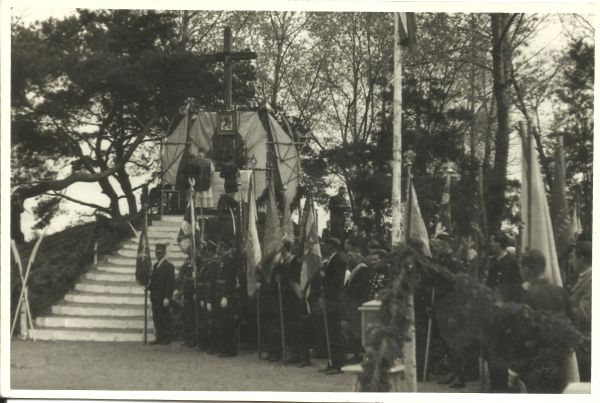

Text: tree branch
xmin=45 ymin=192 xmax=111 ymax=214
xmin=16 ymin=116 xmax=157 ymax=200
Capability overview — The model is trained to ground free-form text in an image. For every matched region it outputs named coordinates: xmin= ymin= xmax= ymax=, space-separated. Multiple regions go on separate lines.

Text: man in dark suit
xmin=213 ymin=238 xmax=238 ymax=357
xmin=319 ymin=237 xmax=348 ymax=375
xmin=485 ymin=231 xmax=523 ymax=392
xmin=148 ymin=243 xmax=175 ymax=345
xmin=486 ymin=231 xmax=523 ymax=302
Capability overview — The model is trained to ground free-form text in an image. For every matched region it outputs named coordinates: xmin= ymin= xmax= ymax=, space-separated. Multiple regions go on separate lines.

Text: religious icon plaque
xmin=217 ymin=111 xmax=236 ymax=135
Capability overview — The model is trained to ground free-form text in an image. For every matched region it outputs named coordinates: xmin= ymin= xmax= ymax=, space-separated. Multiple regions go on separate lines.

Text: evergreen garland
xmin=359 ymin=245 xmax=582 ymax=392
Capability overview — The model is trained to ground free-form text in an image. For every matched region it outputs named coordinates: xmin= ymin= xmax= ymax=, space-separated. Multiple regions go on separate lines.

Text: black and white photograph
xmin=0 ymin=0 xmax=595 ymax=399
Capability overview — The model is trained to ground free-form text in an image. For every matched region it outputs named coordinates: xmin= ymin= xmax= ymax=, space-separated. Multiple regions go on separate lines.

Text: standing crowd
xmin=145 ymin=185 xmax=591 ymax=391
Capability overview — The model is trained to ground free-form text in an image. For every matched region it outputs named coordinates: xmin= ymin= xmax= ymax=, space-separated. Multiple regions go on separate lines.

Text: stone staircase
xmin=29 ymin=215 xmax=187 ymax=342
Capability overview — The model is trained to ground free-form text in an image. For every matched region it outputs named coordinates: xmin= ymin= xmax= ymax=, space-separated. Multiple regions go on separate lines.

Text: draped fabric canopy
xmin=160 ymin=111 xmax=299 ymax=204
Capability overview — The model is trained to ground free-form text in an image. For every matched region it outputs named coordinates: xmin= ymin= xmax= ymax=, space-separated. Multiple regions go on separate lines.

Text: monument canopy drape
xmin=161 ymin=111 xmax=299 ymax=205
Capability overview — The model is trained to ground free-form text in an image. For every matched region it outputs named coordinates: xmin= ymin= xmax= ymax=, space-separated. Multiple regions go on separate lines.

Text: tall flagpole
xmin=394 ymin=13 xmax=417 ymax=392
xmin=188 ymin=178 xmax=199 ymax=347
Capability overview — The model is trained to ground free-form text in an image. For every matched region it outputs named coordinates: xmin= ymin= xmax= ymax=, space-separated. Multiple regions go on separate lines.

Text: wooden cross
xmin=196 ymin=27 xmax=257 ymax=110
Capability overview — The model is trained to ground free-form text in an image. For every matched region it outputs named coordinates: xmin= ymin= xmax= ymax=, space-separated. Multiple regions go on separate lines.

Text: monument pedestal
xmin=341 ymin=299 xmax=405 ymax=391
xmin=358 ymin=299 xmax=382 ymax=348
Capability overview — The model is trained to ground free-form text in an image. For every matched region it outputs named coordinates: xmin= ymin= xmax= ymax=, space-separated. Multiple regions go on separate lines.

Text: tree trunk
xmin=98 ymin=177 xmax=121 ymax=217
xmin=488 ymin=13 xmax=513 ymax=233
xmin=115 ymin=168 xmax=138 ymax=216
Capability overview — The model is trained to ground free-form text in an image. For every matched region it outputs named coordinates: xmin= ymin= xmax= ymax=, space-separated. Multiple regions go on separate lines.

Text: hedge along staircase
xmin=30 ymin=215 xmax=186 ymax=342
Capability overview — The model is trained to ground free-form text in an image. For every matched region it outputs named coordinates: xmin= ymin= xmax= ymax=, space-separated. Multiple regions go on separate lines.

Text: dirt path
xmin=11 ymin=340 xmax=479 ymax=392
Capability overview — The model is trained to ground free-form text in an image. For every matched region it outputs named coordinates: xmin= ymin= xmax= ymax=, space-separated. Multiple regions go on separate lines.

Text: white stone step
xmin=52 ymin=302 xmax=147 ymax=317
xmin=97 ymin=265 xmax=136 ymax=274
xmin=136 ymin=232 xmax=177 ymax=241
xmin=30 ymin=327 xmax=153 ymax=342
xmin=75 ymin=281 xmax=145 ymax=295
xmin=65 ymin=292 xmax=146 ymax=305
xmin=126 ymin=237 xmax=179 ymax=246
xmin=159 ymin=215 xmax=184 ymax=222
xmin=121 ymin=242 xmax=181 ymax=252
xmin=36 ymin=315 xmax=150 ymax=330
xmin=107 ymin=256 xmax=185 ymax=267
xmin=147 ymin=226 xmax=180 ymax=233
xmin=85 ymin=271 xmax=136 ymax=283
xmin=118 ymin=248 xmax=187 ymax=259
xmin=150 ymin=220 xmax=182 ymax=228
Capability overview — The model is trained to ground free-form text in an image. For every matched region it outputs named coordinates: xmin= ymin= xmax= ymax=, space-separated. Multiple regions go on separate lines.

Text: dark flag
xmin=398 ymin=12 xmax=417 ymax=53
xmin=135 ymin=213 xmax=152 ymax=286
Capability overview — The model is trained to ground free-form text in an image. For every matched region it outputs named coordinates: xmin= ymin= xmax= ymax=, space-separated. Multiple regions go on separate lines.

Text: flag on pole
xmin=135 ymin=214 xmax=152 ymax=286
xmin=434 ymin=175 xmax=452 ymax=238
xmin=281 ymin=191 xmax=294 ymax=242
xmin=397 ymin=12 xmax=417 ymax=53
xmin=522 ymin=133 xmax=580 ymax=385
xmin=246 ymin=174 xmax=262 ymax=297
xmin=177 ymin=200 xmax=197 ymax=254
xmin=521 ymin=137 xmax=562 ymax=286
xmin=550 ymin=136 xmax=574 ymax=279
xmin=262 ymin=175 xmax=283 ymax=258
xmin=407 ymin=183 xmax=432 ymax=257
xmin=300 ymin=198 xmax=322 ymax=290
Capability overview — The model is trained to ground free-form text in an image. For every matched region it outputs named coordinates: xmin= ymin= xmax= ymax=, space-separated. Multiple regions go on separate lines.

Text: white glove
xmin=221 ymin=297 xmax=228 ymax=308
xmin=163 ymin=298 xmax=169 ymax=307
xmin=200 ymin=300 xmax=205 ymax=309
xmin=207 ymin=302 xmax=212 ymax=312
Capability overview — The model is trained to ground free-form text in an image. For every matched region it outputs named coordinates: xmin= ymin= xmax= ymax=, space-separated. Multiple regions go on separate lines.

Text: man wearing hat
xmin=148 ymin=243 xmax=176 ymax=345
xmin=213 ymin=238 xmax=238 ymax=357
xmin=319 ymin=237 xmax=348 ymax=374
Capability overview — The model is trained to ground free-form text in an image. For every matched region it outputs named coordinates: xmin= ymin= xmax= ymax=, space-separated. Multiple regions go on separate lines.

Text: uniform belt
xmin=216 ymin=280 xmax=226 ymax=284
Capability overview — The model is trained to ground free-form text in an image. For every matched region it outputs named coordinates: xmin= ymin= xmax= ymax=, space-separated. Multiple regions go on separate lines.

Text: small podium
xmin=341 ymin=299 xmax=405 ymax=391
xmin=358 ymin=299 xmax=382 ymax=347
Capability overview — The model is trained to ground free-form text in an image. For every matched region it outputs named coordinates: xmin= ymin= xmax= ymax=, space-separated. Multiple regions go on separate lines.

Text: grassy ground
xmin=10 ymin=340 xmax=479 ymax=392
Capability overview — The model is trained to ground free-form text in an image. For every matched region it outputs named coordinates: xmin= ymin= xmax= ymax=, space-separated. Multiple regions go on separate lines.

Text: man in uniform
xmin=148 ymin=243 xmax=175 ymax=345
xmin=176 ymin=255 xmax=197 ymax=347
xmin=213 ymin=238 xmax=238 ymax=357
xmin=197 ymin=240 xmax=219 ymax=352
xmin=319 ymin=237 xmax=348 ymax=374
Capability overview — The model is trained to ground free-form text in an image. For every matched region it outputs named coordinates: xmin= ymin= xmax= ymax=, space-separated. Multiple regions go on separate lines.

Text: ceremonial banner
xmin=521 ymin=134 xmax=580 ymax=384
xmin=521 ymin=138 xmax=562 ymax=286
xmin=408 ymin=183 xmax=432 ymax=257
xmin=300 ymin=199 xmax=322 ymax=291
xmin=177 ymin=200 xmax=197 ymax=254
xmin=261 ymin=177 xmax=283 ymax=272
xmin=246 ymin=175 xmax=262 ymax=297
xmin=135 ymin=214 xmax=152 ymax=286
